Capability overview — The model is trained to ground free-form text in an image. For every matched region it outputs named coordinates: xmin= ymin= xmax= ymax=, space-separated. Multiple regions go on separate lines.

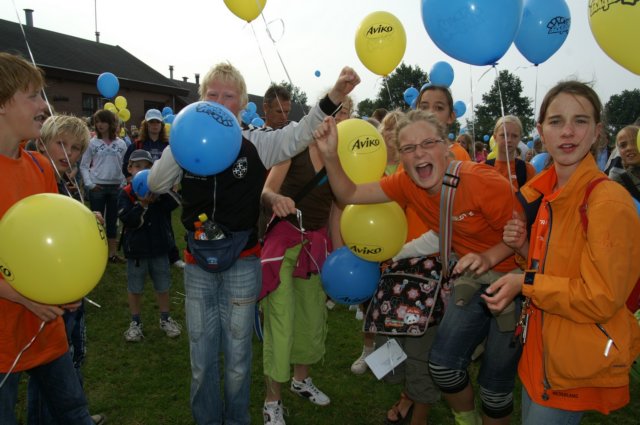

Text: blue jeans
xmin=127 ymin=256 xmax=171 ymax=293
xmin=429 ymin=285 xmax=522 ymax=394
xmin=184 ymin=256 xmax=261 ymax=425
xmin=0 ymin=354 xmax=92 ymax=425
xmin=26 ymin=306 xmax=87 ymax=425
xmin=89 ymin=184 xmax=120 ymax=238
xmin=522 ymin=388 xmax=584 ymax=425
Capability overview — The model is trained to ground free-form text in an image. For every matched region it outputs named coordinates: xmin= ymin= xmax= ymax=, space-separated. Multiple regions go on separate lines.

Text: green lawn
xmin=15 ymin=210 xmax=640 ymax=424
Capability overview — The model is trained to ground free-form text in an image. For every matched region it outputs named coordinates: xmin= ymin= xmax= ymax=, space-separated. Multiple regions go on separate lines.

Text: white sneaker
xmin=325 ymin=299 xmax=336 ymax=310
xmin=290 ymin=377 xmax=330 ymax=406
xmin=263 ymin=400 xmax=286 ymax=425
xmin=124 ymin=321 xmax=144 ymax=342
xmin=350 ymin=347 xmax=373 ymax=374
xmin=172 ymin=260 xmax=186 ymax=269
xmin=160 ymin=317 xmax=182 ymax=338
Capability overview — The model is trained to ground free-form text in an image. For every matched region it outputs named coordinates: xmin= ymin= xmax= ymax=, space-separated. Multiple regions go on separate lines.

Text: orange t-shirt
xmin=381 ymin=161 xmax=518 ymax=272
xmin=0 ymin=149 xmax=68 ymax=372
xmin=492 ymin=159 xmax=536 ymax=189
xmin=518 ymin=167 xmax=629 ymax=414
xmin=449 ymin=142 xmax=471 ymax=161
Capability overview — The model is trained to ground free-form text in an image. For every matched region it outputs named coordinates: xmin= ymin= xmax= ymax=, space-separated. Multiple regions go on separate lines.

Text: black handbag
xmin=187 ymin=225 xmax=252 ymax=273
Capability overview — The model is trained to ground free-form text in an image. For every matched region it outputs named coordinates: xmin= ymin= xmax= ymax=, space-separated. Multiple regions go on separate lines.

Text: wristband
xmin=524 ymin=270 xmax=536 ymax=285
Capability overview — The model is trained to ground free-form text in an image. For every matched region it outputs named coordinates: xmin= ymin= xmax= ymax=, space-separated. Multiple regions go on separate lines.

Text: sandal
xmin=385 ymin=392 xmax=414 ymax=425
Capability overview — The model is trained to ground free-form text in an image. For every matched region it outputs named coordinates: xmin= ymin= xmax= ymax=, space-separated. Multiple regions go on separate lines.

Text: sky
xmin=1 ymin=0 xmax=639 ymax=118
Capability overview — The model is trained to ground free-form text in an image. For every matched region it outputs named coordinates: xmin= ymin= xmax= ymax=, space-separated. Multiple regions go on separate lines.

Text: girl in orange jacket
xmin=482 ymin=81 xmax=640 ymax=424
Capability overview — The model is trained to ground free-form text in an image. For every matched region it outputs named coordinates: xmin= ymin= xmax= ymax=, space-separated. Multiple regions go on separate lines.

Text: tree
xmin=470 ymin=70 xmax=534 ymax=140
xmin=356 ymin=62 xmax=427 ymax=116
xmin=604 ymin=89 xmax=640 ymax=139
xmin=279 ymin=81 xmax=309 ymax=109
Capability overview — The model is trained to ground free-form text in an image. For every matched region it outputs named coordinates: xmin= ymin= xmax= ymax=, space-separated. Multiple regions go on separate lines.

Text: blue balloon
xmin=634 ymin=199 xmax=640 ymax=216
xmin=410 ymin=98 xmax=417 ymax=110
xmin=429 ymin=61 xmax=454 ymax=87
xmin=483 ymin=135 xmax=490 ymax=142
xmin=251 ymin=117 xmax=265 ymax=127
xmin=453 ymin=100 xmax=467 ymax=118
xmin=448 ymin=133 xmax=455 ymax=140
xmin=162 ymin=107 xmax=173 ymax=117
xmin=527 ymin=140 xmax=534 ymax=149
xmin=421 ymin=82 xmax=432 ymax=91
xmin=246 ymin=102 xmax=257 ymax=114
xmin=314 ymin=70 xmax=321 ymax=77
xmin=164 ymin=114 xmax=175 ymax=124
xmin=96 ymin=72 xmax=119 ymax=98
xmin=321 ymin=247 xmax=380 ymax=305
xmin=241 ymin=110 xmax=258 ymax=125
xmin=530 ymin=152 xmax=550 ymax=174
xmin=421 ymin=0 xmax=524 ymax=66
xmin=170 ymin=101 xmax=242 ymax=176
xmin=131 ymin=169 xmax=150 ymax=197
xmin=515 ymin=0 xmax=570 ymax=65
xmin=403 ymin=87 xmax=419 ymax=106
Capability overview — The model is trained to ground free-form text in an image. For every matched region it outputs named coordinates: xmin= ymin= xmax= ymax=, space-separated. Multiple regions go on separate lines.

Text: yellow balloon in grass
xmin=114 ymin=95 xmax=127 ymax=110
xmin=589 ymin=2 xmax=640 ymax=75
xmin=0 ymin=194 xmax=108 ymax=304
xmin=118 ymin=108 xmax=131 ymax=122
xmin=104 ymin=102 xmax=117 ymax=113
xmin=340 ymin=202 xmax=408 ymax=262
xmin=355 ymin=11 xmax=406 ymax=76
xmin=224 ymin=0 xmax=267 ymax=22
xmin=337 ymin=118 xmax=387 ymax=183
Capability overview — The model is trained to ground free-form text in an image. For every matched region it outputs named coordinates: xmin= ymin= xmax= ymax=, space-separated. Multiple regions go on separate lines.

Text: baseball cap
xmin=129 ymin=149 xmax=153 ymax=164
xmin=145 ymin=109 xmax=164 ymax=122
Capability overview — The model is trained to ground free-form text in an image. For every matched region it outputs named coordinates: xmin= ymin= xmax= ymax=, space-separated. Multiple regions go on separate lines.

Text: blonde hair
xmin=395 ymin=110 xmax=447 ymax=149
xmin=616 ymin=125 xmax=639 ymax=146
xmin=493 ymin=115 xmax=523 ymax=137
xmin=40 ymin=114 xmax=90 ymax=154
xmin=0 ymin=52 xmax=45 ymax=107
xmin=199 ymin=62 xmax=248 ymax=112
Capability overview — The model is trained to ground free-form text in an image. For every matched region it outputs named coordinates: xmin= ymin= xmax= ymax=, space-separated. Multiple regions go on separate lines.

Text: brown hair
xmin=93 ymin=109 xmax=118 ymax=140
xmin=138 ymin=119 xmax=169 ymax=143
xmin=0 ymin=52 xmax=45 ymax=107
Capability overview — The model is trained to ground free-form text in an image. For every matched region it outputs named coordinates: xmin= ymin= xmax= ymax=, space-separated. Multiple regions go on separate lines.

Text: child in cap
xmin=118 ymin=149 xmax=181 ymax=341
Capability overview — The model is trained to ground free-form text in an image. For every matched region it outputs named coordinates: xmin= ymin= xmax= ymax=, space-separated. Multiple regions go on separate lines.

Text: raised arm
xmin=314 ymin=116 xmax=389 ymax=206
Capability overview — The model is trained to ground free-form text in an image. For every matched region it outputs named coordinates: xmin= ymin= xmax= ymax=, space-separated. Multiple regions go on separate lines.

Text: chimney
xmin=182 ymin=77 xmax=188 ymax=82
xmin=24 ymin=9 xmax=34 ymax=27
xmin=169 ymin=65 xmax=174 ymax=80
xmin=195 ymin=73 xmax=200 ymax=85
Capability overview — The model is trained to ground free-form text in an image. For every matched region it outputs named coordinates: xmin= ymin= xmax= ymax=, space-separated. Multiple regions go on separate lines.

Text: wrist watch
xmin=524 ymin=270 xmax=536 ymax=285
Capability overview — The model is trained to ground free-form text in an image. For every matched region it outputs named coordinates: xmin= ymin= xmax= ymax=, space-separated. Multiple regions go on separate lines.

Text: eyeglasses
xmin=397 ymin=138 xmax=444 ymax=155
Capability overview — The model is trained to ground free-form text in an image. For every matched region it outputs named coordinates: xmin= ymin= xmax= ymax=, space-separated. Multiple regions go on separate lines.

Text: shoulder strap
xmin=292 ymin=167 xmax=327 ymax=203
xmin=620 ymin=172 xmax=640 ymax=202
xmin=439 ymin=160 xmax=462 ymax=279
xmin=579 ymin=177 xmax=608 ymax=233
xmin=515 ymin=158 xmax=527 ymax=188
xmin=24 ymin=150 xmax=44 ymax=173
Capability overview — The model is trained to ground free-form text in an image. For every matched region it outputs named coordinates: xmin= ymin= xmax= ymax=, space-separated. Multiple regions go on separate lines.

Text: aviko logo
xmin=349 ymin=135 xmax=381 ymax=153
xmin=366 ymin=23 xmax=394 ymax=38
xmin=547 ymin=16 xmax=570 ymax=34
xmin=589 ymin=0 xmax=638 ymax=16
xmin=349 ymin=244 xmax=383 ymax=255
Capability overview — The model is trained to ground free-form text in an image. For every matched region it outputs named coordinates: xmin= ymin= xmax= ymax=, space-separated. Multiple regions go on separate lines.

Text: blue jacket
xmin=117 ymin=185 xmax=179 ymax=259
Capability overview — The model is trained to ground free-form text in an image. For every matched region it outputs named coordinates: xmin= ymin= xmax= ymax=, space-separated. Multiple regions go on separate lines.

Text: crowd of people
xmin=1 ymin=50 xmax=639 ymax=425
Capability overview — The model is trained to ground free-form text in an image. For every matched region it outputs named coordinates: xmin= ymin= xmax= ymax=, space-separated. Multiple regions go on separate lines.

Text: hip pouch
xmin=187 ymin=226 xmax=252 ymax=273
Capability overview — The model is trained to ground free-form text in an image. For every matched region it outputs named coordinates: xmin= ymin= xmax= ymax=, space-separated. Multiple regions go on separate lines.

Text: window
xmin=82 ymin=93 xmax=102 ymax=117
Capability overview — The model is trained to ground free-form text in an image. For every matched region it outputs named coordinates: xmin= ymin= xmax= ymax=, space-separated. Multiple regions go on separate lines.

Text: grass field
xmin=15 ymin=211 xmax=640 ymax=424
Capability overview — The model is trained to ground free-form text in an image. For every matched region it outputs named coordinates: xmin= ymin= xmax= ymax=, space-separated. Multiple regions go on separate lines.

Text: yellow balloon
xmin=164 ymin=123 xmax=171 ymax=136
xmin=487 ymin=150 xmax=497 ymax=160
xmin=489 ymin=136 xmax=496 ymax=151
xmin=337 ymin=118 xmax=387 ymax=183
xmin=355 ymin=11 xmax=406 ymax=76
xmin=589 ymin=2 xmax=640 ymax=75
xmin=118 ymin=108 xmax=131 ymax=122
xmin=224 ymin=0 xmax=267 ymax=22
xmin=0 ymin=194 xmax=107 ymax=304
xmin=104 ymin=102 xmax=117 ymax=113
xmin=114 ymin=95 xmax=127 ymax=110
xmin=340 ymin=202 xmax=407 ymax=262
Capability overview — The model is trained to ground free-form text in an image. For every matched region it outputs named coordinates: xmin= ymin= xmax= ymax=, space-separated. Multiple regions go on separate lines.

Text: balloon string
xmin=533 ymin=65 xmax=539 ymax=130
xmin=11 ymin=0 xmax=53 ymax=118
xmin=0 ymin=321 xmax=45 ymax=390
xmin=258 ymin=13 xmax=310 ymax=116
xmin=250 ymin=22 xmax=276 ymax=88
xmin=382 ymin=77 xmax=397 ymax=110
xmin=493 ymin=66 xmax=516 ymax=201
xmin=468 ymin=65 xmax=476 ymax=158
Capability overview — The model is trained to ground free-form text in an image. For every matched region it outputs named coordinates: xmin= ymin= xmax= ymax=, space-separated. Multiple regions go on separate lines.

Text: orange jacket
xmin=517 ymin=154 xmax=640 ymax=413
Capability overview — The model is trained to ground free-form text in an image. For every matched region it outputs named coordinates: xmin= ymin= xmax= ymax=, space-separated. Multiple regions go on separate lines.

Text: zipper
xmin=540 ymin=201 xmax=553 ymax=401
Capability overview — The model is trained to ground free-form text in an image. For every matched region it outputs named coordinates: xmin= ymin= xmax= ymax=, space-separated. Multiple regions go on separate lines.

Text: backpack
xmin=486 ymin=158 xmax=527 ymax=188
xmin=580 ymin=178 xmax=640 ymax=313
